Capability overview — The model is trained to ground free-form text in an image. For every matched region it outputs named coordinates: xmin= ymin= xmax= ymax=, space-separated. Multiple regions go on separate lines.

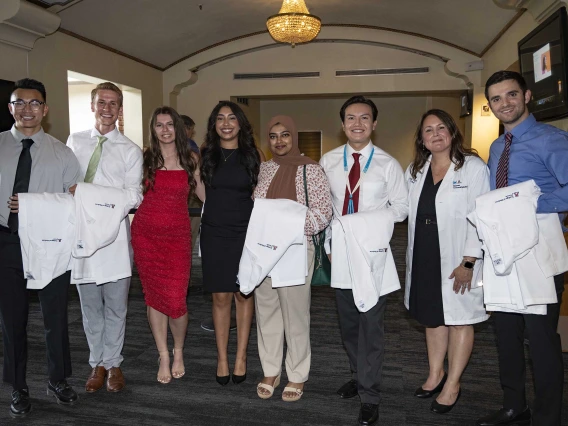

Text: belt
xmin=0 ymin=225 xmax=16 ymax=235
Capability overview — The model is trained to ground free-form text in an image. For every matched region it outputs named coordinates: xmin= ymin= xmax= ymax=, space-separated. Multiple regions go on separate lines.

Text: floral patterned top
xmin=254 ymin=160 xmax=333 ymax=236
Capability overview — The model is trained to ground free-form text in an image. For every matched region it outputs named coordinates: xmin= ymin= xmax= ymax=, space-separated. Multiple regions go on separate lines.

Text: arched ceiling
xmin=35 ymin=0 xmax=521 ymax=70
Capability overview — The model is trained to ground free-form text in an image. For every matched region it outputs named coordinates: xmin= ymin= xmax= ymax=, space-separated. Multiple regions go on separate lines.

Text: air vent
xmin=234 ymin=72 xmax=320 ymax=80
xmin=236 ymin=97 xmax=249 ymax=106
xmin=336 ymin=67 xmax=429 ymax=77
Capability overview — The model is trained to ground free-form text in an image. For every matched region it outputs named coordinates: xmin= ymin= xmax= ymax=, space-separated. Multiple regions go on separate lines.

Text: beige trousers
xmin=255 ymin=244 xmax=315 ymax=383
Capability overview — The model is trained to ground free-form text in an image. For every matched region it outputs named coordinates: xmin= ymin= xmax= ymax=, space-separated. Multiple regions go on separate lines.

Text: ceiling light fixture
xmin=266 ymin=0 xmax=321 ymax=48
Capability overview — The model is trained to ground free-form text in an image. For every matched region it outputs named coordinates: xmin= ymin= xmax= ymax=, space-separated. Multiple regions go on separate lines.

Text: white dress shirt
xmin=67 ymin=127 xmax=143 ymax=209
xmin=67 ymin=127 xmax=143 ymax=284
xmin=320 ymin=141 xmax=408 ymax=222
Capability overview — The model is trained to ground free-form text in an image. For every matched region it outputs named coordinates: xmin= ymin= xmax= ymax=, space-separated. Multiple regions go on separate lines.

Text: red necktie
xmin=495 ymin=132 xmax=512 ymax=189
xmin=342 ymin=153 xmax=361 ymax=215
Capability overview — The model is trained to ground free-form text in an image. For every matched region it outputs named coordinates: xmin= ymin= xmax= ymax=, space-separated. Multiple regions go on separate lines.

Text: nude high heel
xmin=172 ymin=347 xmax=185 ymax=379
xmin=157 ymin=351 xmax=172 ymax=384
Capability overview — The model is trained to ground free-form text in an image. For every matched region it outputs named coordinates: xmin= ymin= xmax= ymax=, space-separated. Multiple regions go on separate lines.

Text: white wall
xmin=68 ymin=83 xmax=96 ymax=135
xmin=259 ymin=95 xmax=464 ymax=168
xmin=122 ymin=89 xmax=143 ymax=148
xmin=164 ymin=28 xmax=477 ymax=149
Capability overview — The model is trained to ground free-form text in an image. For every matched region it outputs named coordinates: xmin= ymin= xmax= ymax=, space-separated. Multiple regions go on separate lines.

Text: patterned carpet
xmin=0 ymin=224 xmax=567 ymax=425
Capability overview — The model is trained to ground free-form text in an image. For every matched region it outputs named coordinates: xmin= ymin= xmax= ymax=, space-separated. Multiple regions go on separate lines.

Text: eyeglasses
xmin=9 ymin=100 xmax=45 ymax=111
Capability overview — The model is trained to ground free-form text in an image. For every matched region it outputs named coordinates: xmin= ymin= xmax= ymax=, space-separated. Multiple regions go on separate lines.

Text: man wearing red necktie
xmin=320 ymin=96 xmax=408 ymax=425
xmin=477 ymin=71 xmax=568 ymax=426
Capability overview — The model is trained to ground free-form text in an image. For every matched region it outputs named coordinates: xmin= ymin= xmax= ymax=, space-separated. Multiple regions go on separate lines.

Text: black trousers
xmin=336 ymin=289 xmax=388 ymax=405
xmin=492 ymin=273 xmax=564 ymax=426
xmin=0 ymin=231 xmax=72 ymax=391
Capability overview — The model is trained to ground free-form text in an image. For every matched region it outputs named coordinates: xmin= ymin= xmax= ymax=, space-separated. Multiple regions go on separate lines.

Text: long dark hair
xmin=409 ymin=109 xmax=478 ymax=180
xmin=200 ymin=101 xmax=260 ymax=187
xmin=143 ymin=106 xmax=197 ymax=199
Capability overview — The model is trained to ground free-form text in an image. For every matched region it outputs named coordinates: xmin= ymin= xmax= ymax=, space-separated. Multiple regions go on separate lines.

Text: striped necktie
xmin=84 ymin=136 xmax=107 ymax=183
xmin=495 ymin=132 xmax=512 ymax=189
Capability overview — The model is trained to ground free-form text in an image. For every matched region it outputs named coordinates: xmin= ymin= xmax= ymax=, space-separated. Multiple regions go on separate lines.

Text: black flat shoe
xmin=337 ymin=379 xmax=358 ymax=399
xmin=414 ymin=372 xmax=447 ymax=398
xmin=10 ymin=388 xmax=31 ymax=418
xmin=430 ymin=389 xmax=461 ymax=414
xmin=232 ymin=373 xmax=246 ymax=384
xmin=216 ymin=375 xmax=230 ymax=386
xmin=47 ymin=380 xmax=78 ymax=405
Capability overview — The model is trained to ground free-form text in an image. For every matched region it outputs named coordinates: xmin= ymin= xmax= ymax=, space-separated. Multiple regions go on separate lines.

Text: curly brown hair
xmin=143 ymin=106 xmax=197 ymax=201
xmin=409 ymin=109 xmax=478 ymax=180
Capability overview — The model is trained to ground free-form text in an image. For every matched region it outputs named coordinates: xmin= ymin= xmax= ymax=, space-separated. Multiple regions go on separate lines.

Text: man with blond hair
xmin=67 ymin=82 xmax=143 ymax=393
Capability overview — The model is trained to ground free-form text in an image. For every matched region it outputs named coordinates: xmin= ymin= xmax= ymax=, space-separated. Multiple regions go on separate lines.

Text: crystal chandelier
xmin=266 ymin=0 xmax=322 ymax=48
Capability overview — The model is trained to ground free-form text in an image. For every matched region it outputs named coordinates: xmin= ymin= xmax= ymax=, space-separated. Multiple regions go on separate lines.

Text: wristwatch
xmin=462 ymin=260 xmax=475 ymax=270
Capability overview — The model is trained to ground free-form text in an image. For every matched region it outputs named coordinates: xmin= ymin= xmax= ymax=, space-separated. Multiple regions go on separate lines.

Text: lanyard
xmin=343 ymin=144 xmax=374 ymax=214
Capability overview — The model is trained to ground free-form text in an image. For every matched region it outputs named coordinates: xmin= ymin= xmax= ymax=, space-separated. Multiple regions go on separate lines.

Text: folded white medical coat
xmin=238 ymin=198 xmax=307 ymax=295
xmin=71 ymin=183 xmax=131 ymax=284
xmin=18 ymin=193 xmax=75 ymax=290
xmin=469 ymin=180 xmax=567 ymax=314
xmin=331 ymin=209 xmax=400 ymax=312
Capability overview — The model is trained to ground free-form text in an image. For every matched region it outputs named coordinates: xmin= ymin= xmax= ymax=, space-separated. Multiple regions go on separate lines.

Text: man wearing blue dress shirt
xmin=477 ymin=70 xmax=568 ymax=426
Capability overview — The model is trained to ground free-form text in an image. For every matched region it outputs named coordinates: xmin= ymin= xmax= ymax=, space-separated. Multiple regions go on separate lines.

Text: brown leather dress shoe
xmin=85 ymin=366 xmax=106 ymax=393
xmin=106 ymin=367 xmax=125 ymax=392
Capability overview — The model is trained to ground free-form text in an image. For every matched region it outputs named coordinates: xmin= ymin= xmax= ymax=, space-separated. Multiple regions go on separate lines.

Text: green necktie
xmin=84 ymin=136 xmax=107 ymax=183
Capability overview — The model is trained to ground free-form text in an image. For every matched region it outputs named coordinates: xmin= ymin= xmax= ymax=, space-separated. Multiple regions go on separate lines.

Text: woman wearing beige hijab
xmin=253 ymin=115 xmax=332 ymax=401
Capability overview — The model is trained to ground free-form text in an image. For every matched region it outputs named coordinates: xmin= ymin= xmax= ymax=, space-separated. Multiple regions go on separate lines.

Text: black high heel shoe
xmin=216 ymin=374 xmax=230 ymax=386
xmin=231 ymin=373 xmax=246 ymax=384
xmin=430 ymin=388 xmax=461 ymax=414
xmin=414 ymin=372 xmax=447 ymax=398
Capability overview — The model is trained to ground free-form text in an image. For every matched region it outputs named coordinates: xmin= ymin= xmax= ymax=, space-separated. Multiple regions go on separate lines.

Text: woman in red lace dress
xmin=131 ymin=106 xmax=204 ymax=384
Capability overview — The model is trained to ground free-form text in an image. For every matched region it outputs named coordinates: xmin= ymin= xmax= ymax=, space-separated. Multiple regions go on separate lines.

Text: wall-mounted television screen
xmin=518 ymin=7 xmax=568 ymax=121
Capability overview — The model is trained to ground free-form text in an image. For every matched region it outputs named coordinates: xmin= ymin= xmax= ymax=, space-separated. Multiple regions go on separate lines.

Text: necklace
xmin=221 ymin=148 xmax=237 ymax=162
xmin=162 ymin=151 xmax=177 ymax=159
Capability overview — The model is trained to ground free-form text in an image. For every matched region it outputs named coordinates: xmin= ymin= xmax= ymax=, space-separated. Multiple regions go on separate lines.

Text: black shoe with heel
xmin=216 ymin=374 xmax=230 ymax=386
xmin=414 ymin=372 xmax=447 ymax=398
xmin=430 ymin=388 xmax=461 ymax=414
xmin=232 ymin=373 xmax=246 ymax=384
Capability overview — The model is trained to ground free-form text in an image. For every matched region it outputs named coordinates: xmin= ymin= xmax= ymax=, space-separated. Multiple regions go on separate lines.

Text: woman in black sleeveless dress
xmin=200 ymin=101 xmax=262 ymax=385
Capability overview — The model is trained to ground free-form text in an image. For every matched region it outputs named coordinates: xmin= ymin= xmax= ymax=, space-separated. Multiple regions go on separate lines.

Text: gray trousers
xmin=76 ymin=277 xmax=130 ymax=369
xmin=336 ymin=289 xmax=388 ymax=405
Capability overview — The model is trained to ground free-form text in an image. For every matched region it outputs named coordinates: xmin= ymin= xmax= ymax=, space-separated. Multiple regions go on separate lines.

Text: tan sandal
xmin=172 ymin=347 xmax=185 ymax=379
xmin=257 ymin=375 xmax=281 ymax=400
xmin=282 ymin=385 xmax=304 ymax=402
xmin=157 ymin=351 xmax=172 ymax=384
